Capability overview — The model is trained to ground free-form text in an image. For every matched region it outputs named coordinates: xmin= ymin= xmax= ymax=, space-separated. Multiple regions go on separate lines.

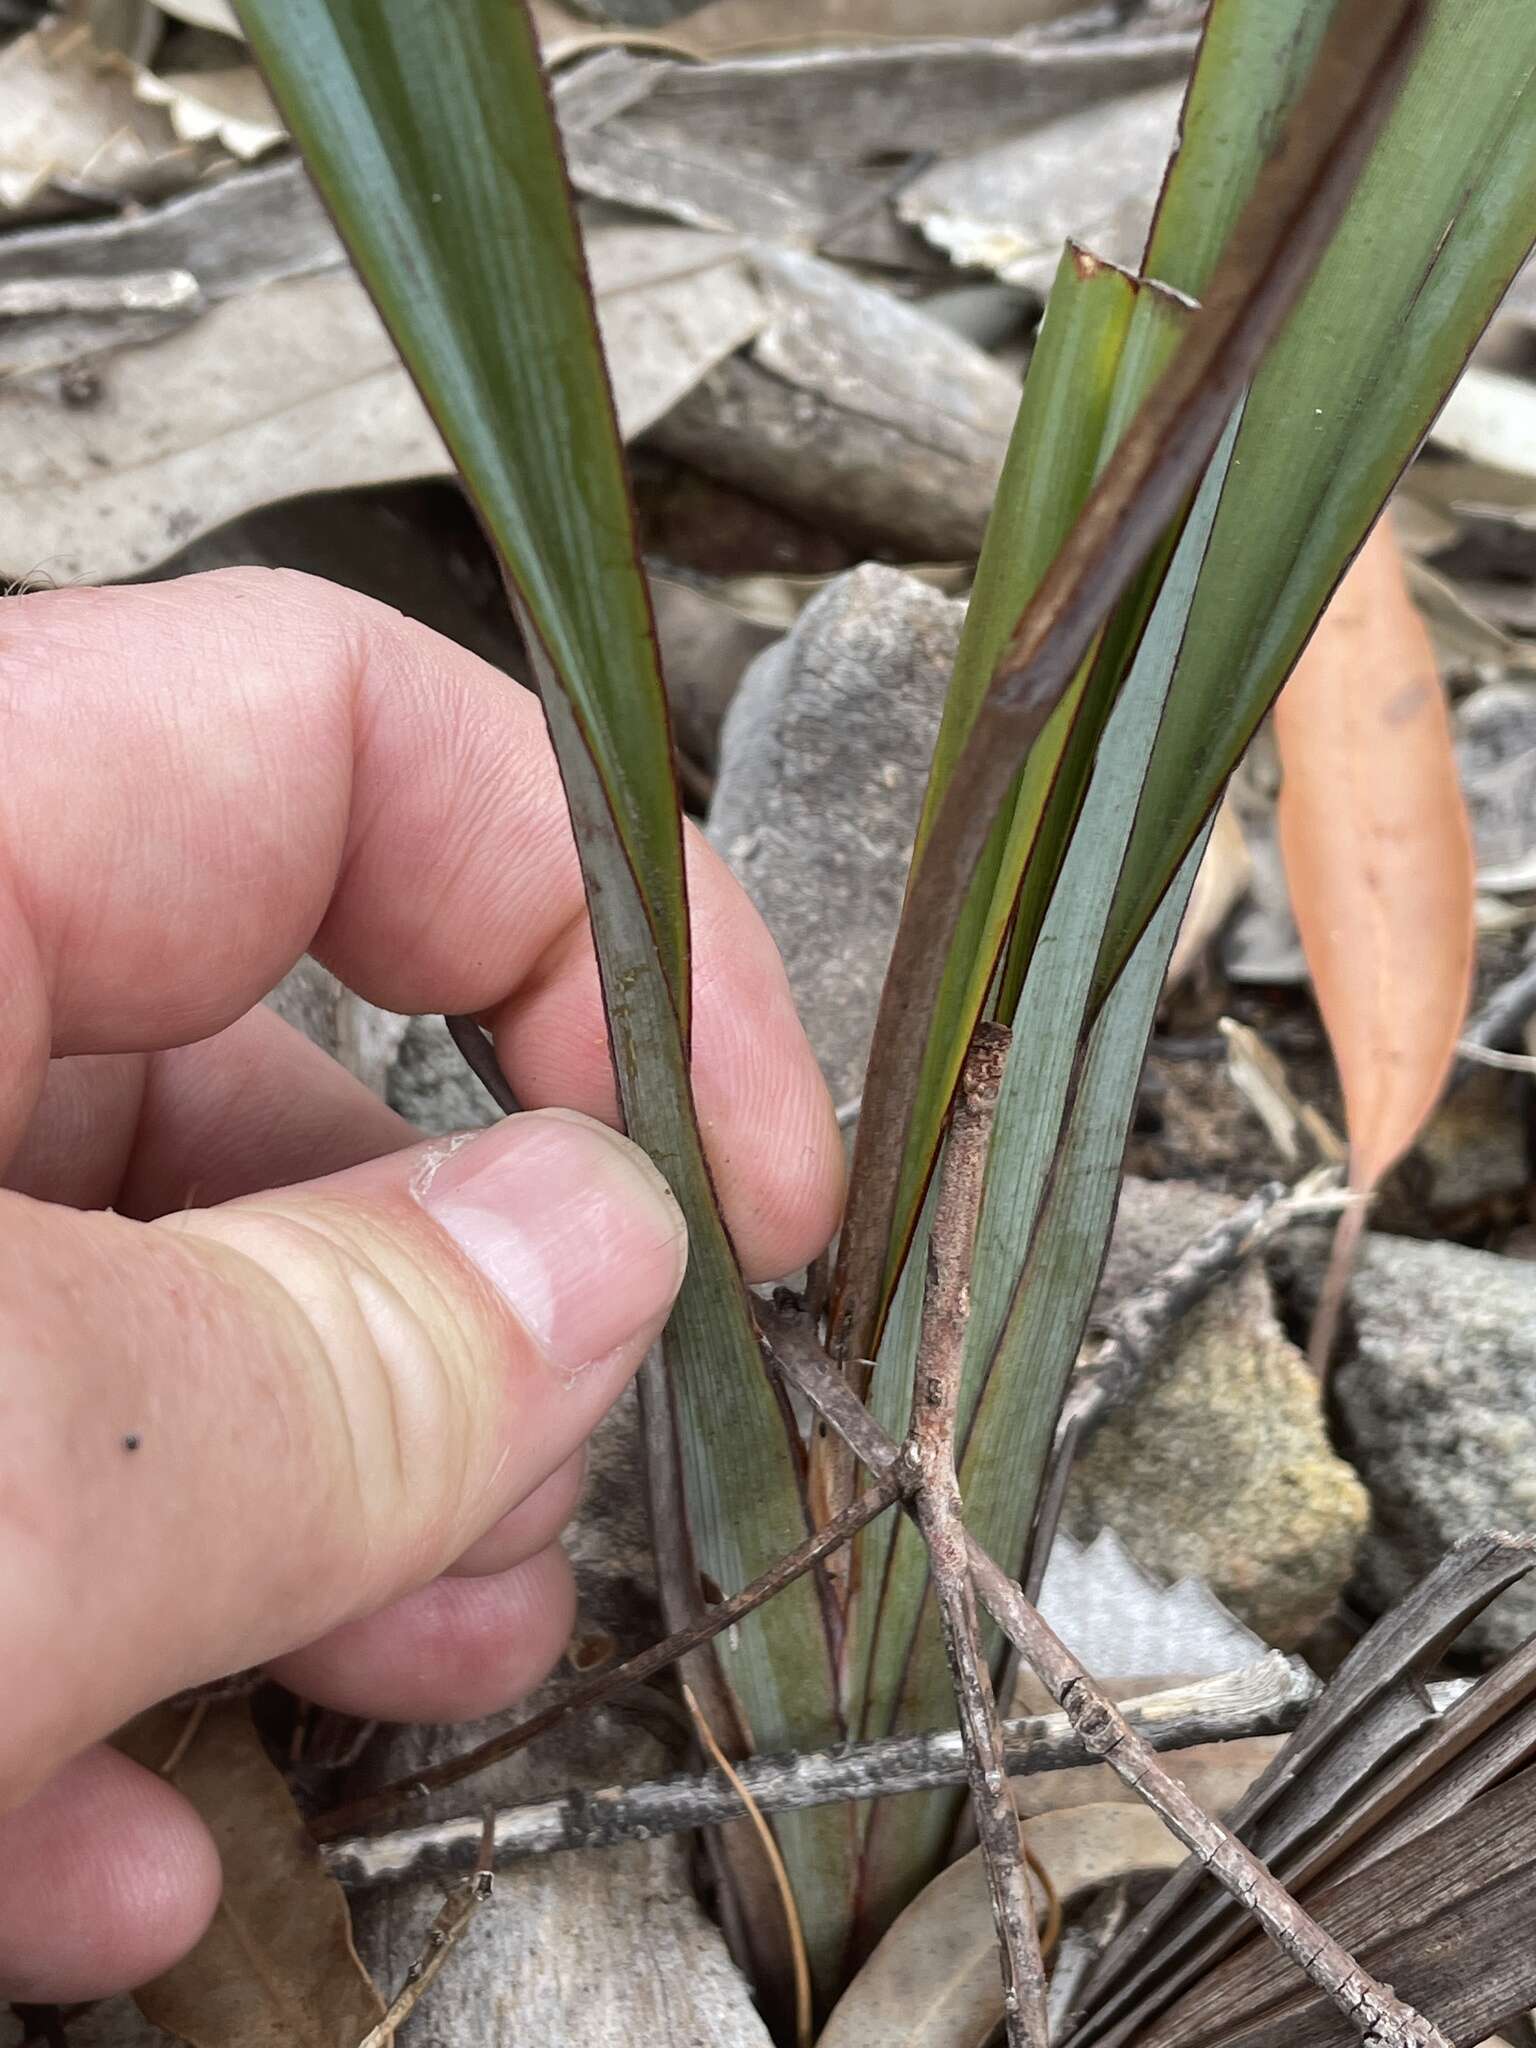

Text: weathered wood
xmin=1136 ymin=1765 xmax=1536 ymax=2048
xmin=1072 ymin=1532 xmax=1536 ymax=2046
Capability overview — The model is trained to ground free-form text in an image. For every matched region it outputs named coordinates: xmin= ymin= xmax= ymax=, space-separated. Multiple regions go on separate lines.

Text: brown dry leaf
xmin=816 ymin=1803 xmax=1187 ymax=2048
xmin=1275 ymin=517 xmax=1476 ymax=1195
xmin=1275 ymin=518 xmax=1475 ymax=1366
xmin=115 ymin=1698 xmax=385 ymax=2048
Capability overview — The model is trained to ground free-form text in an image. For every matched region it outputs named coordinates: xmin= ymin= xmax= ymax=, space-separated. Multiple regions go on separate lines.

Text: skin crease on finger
xmin=0 ymin=570 xmax=845 ymax=1999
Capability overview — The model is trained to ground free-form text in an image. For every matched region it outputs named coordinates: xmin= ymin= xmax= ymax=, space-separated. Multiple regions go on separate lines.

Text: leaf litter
xmin=6 ymin=0 xmax=1536 ymax=2042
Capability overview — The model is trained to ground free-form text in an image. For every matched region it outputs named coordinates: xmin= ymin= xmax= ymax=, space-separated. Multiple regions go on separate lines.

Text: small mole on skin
xmin=122 ymin=1433 xmax=141 ymax=1452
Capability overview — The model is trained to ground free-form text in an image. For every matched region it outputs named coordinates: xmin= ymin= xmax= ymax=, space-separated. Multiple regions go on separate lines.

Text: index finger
xmin=0 ymin=569 xmax=842 ymax=1278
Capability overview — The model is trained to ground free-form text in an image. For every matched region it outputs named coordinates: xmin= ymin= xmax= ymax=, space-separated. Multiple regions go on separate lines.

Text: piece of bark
xmin=1132 ymin=1764 xmax=1536 ymax=2048
xmin=649 ymin=344 xmax=1008 ymax=561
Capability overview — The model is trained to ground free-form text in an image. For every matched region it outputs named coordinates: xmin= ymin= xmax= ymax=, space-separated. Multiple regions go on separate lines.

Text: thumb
xmin=1 ymin=1109 xmax=685 ymax=1808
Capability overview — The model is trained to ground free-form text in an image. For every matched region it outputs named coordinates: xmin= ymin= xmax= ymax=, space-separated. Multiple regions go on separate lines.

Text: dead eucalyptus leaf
xmin=0 ymin=16 xmax=207 ymax=216
xmin=1275 ymin=517 xmax=1476 ymax=1197
xmin=0 ymin=218 xmax=764 ymax=583
xmin=899 ymin=82 xmax=1182 ymax=296
xmin=131 ymin=63 xmax=285 ymax=160
xmin=817 ymin=1804 xmax=1186 ymax=2048
xmin=536 ymin=0 xmax=1093 ymax=66
xmin=115 ymin=1698 xmax=385 ymax=2048
xmin=1274 ymin=518 xmax=1475 ymax=1368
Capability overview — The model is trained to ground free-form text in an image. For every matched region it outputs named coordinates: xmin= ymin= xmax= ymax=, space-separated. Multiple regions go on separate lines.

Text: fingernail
xmin=416 ymin=1110 xmax=687 ymax=1375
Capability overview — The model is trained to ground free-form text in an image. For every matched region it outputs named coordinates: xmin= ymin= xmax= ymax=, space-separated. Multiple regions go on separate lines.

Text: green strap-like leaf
xmin=844 ymin=413 xmax=1238 ymax=1937
xmin=237 ymin=0 xmax=853 ymax=1988
xmin=1096 ymin=0 xmax=1536 ymax=999
xmin=860 ymin=249 xmax=1138 ymax=1336
xmin=830 ymin=0 xmax=1424 ymax=1370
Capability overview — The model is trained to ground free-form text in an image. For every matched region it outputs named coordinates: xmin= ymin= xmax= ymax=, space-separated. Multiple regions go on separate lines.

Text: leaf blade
xmin=1274 ymin=518 xmax=1476 ymax=1195
xmin=831 ymin=0 xmax=1427 ymax=1367
xmin=1095 ymin=0 xmax=1536 ymax=1000
xmin=238 ymin=0 xmax=853 ymax=1987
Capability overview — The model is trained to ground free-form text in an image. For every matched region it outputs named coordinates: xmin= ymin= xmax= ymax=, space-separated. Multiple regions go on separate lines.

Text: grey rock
xmin=707 ymin=564 xmax=964 ymax=1103
xmin=1456 ymin=679 xmax=1536 ymax=890
xmin=1062 ymin=1178 xmax=1369 ymax=1650
xmin=1317 ymin=1231 xmax=1536 ymax=1657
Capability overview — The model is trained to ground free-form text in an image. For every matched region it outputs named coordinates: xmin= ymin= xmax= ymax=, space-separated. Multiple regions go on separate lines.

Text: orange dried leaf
xmin=1275 ymin=516 xmax=1475 ymax=1198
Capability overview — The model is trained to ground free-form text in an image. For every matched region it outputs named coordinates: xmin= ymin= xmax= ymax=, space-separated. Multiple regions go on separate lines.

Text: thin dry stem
xmin=321 ymin=1660 xmax=1318 ymax=1888
xmin=685 ymin=1684 xmax=813 ymax=2048
xmin=312 ymin=1474 xmax=899 ymax=1841
xmin=357 ymin=1817 xmax=494 ymax=2048
xmin=909 ymin=1025 xmax=1047 ymax=2048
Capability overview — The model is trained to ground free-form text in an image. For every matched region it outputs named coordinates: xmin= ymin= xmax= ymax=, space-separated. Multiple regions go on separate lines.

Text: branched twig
xmin=321 ymin=1659 xmax=1315 ymax=1890
xmin=909 ymin=1025 xmax=1047 ymax=2048
xmin=768 ymin=1328 xmax=1453 ymax=2048
xmin=357 ymin=1816 xmax=495 ymax=2048
xmin=1064 ymin=1173 xmax=1343 ymax=1436
xmin=312 ymin=1475 xmax=900 ymax=1841
xmin=1459 ymin=944 xmax=1536 ymax=1060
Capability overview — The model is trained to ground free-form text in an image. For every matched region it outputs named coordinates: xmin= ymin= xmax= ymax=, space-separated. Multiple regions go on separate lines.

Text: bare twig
xmin=768 ymin=1329 xmax=1453 ymax=2048
xmin=1059 ymin=1169 xmax=1347 ymax=1445
xmin=910 ymin=1025 xmax=1047 ymax=2048
xmin=1459 ymin=945 xmax=1536 ymax=1059
xmin=322 ymin=1659 xmax=1316 ymax=1890
xmin=685 ymin=1684 xmax=812 ymax=2048
xmin=357 ymin=1816 xmax=494 ymax=2048
xmin=156 ymin=1697 xmax=209 ymax=1778
xmin=1455 ymin=1038 xmax=1536 ymax=1074
xmin=311 ymin=1473 xmax=899 ymax=1841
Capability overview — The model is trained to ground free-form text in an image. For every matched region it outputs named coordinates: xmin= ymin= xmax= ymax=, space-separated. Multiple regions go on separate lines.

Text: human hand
xmin=0 ymin=569 xmax=843 ymax=2000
